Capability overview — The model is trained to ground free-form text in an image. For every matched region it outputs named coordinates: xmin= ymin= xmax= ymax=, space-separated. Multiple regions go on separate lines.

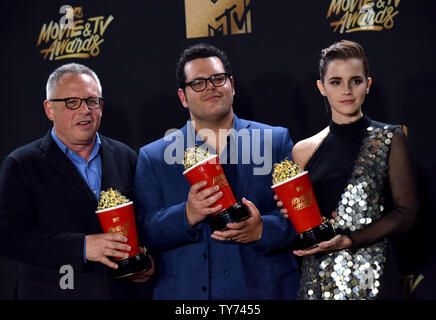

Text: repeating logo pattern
xmin=185 ymin=0 xmax=251 ymax=39
xmin=326 ymin=0 xmax=400 ymax=33
xmin=36 ymin=6 xmax=114 ymax=60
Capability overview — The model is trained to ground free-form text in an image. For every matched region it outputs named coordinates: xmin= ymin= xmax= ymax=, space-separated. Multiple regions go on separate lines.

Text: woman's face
xmin=317 ymin=58 xmax=372 ymax=124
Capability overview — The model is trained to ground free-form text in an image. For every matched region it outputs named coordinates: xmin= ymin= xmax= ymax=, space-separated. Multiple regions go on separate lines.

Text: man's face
xmin=44 ymin=73 xmax=103 ymax=149
xmin=178 ymin=57 xmax=235 ymax=124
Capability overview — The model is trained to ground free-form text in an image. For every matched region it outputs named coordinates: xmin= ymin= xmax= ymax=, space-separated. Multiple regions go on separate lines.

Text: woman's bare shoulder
xmin=292 ymin=127 xmax=329 ymax=169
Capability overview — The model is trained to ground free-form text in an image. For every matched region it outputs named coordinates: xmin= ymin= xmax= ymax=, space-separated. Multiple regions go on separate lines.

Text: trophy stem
xmin=296 ymin=222 xmax=336 ymax=250
xmin=209 ymin=202 xmax=251 ymax=231
xmin=108 ymin=251 xmax=152 ymax=280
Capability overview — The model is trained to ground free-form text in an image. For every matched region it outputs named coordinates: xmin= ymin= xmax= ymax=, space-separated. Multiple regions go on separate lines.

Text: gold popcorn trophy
xmin=271 ymin=159 xmax=335 ymax=249
xmin=182 ymin=145 xmax=250 ymax=231
xmin=96 ymin=189 xmax=151 ymax=279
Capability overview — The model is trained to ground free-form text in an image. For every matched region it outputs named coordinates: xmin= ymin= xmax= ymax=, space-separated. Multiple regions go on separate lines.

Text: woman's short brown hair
xmin=319 ymin=40 xmax=369 ymax=82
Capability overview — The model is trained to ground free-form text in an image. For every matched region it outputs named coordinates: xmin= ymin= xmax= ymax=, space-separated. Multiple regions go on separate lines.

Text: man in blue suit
xmin=134 ymin=44 xmax=299 ymax=299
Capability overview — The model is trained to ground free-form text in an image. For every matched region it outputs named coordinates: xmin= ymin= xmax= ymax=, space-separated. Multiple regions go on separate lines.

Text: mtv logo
xmin=73 ymin=6 xmax=83 ymax=19
xmin=185 ymin=0 xmax=251 ymax=39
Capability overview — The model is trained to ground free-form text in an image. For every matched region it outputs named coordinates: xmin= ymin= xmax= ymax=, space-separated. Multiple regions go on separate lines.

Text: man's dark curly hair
xmin=176 ymin=43 xmax=233 ymax=89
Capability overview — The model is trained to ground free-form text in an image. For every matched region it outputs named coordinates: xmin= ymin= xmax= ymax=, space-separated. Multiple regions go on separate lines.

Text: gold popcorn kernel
xmin=272 ymin=158 xmax=303 ymax=185
xmin=183 ymin=145 xmax=213 ymax=170
xmin=97 ymin=188 xmax=130 ymax=210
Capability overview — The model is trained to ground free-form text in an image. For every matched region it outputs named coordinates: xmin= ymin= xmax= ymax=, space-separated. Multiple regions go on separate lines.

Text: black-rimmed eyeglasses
xmin=49 ymin=97 xmax=104 ymax=110
xmin=183 ymin=73 xmax=230 ymax=92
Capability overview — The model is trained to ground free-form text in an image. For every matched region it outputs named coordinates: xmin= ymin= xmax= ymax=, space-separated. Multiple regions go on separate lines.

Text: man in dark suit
xmin=0 ymin=63 xmax=153 ymax=299
xmin=133 ymin=44 xmax=299 ymax=299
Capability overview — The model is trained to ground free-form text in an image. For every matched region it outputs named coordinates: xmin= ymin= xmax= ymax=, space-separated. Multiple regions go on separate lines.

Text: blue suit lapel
xmin=234 ymin=115 xmax=252 ymax=200
xmin=167 ymin=123 xmax=189 ymax=170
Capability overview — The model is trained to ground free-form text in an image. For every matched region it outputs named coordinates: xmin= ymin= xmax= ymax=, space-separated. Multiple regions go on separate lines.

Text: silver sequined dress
xmin=299 ymin=116 xmax=403 ymax=300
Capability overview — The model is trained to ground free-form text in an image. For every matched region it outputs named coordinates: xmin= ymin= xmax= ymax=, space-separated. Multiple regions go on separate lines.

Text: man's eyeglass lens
xmin=51 ymin=97 xmax=103 ymax=110
xmin=187 ymin=73 xmax=228 ymax=92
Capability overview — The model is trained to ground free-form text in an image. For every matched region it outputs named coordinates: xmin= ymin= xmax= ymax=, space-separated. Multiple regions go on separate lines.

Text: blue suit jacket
xmin=134 ymin=115 xmax=299 ymax=299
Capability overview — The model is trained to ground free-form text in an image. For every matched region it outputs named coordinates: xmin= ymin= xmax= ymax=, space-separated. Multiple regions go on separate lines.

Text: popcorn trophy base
xmin=209 ymin=202 xmax=250 ymax=231
xmin=108 ymin=250 xmax=152 ymax=280
xmin=296 ymin=221 xmax=336 ymax=250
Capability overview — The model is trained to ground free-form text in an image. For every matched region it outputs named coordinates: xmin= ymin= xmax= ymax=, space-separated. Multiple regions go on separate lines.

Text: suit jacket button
xmin=202 ymin=253 xmax=207 ymax=259
xmin=201 ymin=285 xmax=207 ymax=292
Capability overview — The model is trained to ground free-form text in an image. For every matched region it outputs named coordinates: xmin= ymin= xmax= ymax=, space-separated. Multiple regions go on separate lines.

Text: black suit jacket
xmin=0 ymin=131 xmax=142 ymax=299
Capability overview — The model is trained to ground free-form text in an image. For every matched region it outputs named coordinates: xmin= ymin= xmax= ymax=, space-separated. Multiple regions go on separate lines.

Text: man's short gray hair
xmin=46 ymin=63 xmax=102 ymax=99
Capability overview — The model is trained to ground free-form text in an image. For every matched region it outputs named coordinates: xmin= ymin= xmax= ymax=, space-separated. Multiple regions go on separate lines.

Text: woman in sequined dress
xmin=276 ymin=40 xmax=418 ymax=300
